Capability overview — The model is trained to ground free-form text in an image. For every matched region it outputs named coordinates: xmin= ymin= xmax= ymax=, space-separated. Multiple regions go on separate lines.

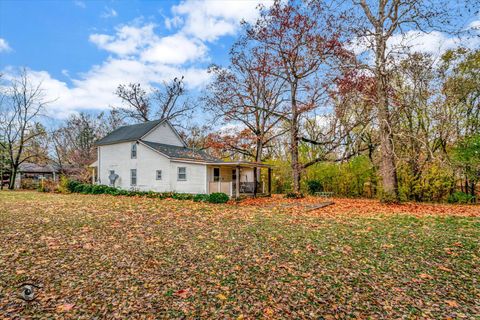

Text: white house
xmin=92 ymin=119 xmax=272 ymax=198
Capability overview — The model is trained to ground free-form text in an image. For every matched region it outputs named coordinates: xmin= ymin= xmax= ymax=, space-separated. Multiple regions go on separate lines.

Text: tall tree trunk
xmin=375 ymin=37 xmax=399 ymax=202
xmin=8 ymin=165 xmax=18 ymax=190
xmin=253 ymin=140 xmax=264 ymax=197
xmin=290 ymin=82 xmax=301 ymax=193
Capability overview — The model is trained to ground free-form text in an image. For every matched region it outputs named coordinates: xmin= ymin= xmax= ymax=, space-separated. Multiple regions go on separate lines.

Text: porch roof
xmin=206 ymin=161 xmax=272 ymax=168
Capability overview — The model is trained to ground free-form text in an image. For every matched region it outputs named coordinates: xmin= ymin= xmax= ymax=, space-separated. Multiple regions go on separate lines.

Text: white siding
xmin=170 ymin=161 xmax=207 ymax=194
xmin=98 ymin=142 xmax=208 ymax=193
xmin=142 ymin=122 xmax=184 ymax=146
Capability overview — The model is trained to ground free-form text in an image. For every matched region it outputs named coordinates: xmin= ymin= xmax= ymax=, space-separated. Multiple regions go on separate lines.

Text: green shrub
xmin=193 ymin=194 xmax=210 ymax=202
xmin=306 ymin=180 xmax=322 ymax=195
xmin=172 ymin=193 xmax=194 ymax=200
xmin=37 ymin=183 xmax=47 ymax=193
xmin=447 ymin=191 xmax=476 ymax=204
xmin=66 ymin=183 xmax=225 ymax=204
xmin=208 ymin=192 xmax=229 ymax=203
xmin=68 ymin=180 xmax=82 ymax=193
xmin=158 ymin=192 xmax=174 ymax=199
xmin=58 ymin=176 xmax=70 ymax=193
xmin=285 ymin=192 xmax=304 ymax=199
xmin=91 ymin=184 xmax=107 ymax=194
xmin=146 ymin=191 xmax=158 ymax=198
xmin=112 ymin=189 xmax=128 ymax=196
xmin=80 ymin=184 xmax=93 ymax=194
xmin=378 ymin=190 xmax=399 ymax=204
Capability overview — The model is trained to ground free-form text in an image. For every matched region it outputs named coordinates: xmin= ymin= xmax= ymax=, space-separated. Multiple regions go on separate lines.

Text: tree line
xmin=1 ymin=0 xmax=478 ymax=202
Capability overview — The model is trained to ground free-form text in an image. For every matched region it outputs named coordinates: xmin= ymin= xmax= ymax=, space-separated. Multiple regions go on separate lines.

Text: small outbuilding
xmin=14 ymin=162 xmax=60 ymax=189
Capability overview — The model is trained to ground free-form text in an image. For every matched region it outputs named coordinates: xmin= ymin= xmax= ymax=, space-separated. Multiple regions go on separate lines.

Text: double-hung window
xmin=156 ymin=170 xmax=162 ymax=180
xmin=177 ymin=167 xmax=187 ymax=181
xmin=130 ymin=169 xmax=137 ymax=186
xmin=131 ymin=143 xmax=137 ymax=159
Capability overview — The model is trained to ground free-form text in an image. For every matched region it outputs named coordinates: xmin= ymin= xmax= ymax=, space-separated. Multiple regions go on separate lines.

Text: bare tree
xmin=114 ymin=77 xmax=193 ymax=126
xmin=204 ymin=44 xmax=287 ymax=164
xmin=50 ymin=112 xmax=117 ymax=181
xmin=245 ymin=0 xmax=351 ymax=193
xmin=0 ymin=69 xmax=50 ymax=189
xmin=114 ymin=83 xmax=150 ymax=122
xmin=351 ymin=0 xmax=473 ymax=201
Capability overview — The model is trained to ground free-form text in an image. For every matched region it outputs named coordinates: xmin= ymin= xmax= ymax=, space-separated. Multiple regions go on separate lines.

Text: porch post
xmin=235 ymin=166 xmax=240 ymax=199
xmin=253 ymin=166 xmax=258 ymax=197
xmin=92 ymin=167 xmax=95 ymax=184
xmin=267 ymin=167 xmax=272 ymax=196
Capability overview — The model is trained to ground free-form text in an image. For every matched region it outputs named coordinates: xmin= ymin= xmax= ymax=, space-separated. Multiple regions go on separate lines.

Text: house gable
xmin=141 ymin=121 xmax=186 ymax=147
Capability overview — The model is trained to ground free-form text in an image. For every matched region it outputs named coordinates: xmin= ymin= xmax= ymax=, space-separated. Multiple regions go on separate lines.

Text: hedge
xmin=66 ymin=181 xmax=229 ymax=203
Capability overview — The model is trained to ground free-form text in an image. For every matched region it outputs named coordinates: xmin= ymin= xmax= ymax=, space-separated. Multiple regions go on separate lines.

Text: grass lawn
xmin=0 ymin=191 xmax=479 ymax=319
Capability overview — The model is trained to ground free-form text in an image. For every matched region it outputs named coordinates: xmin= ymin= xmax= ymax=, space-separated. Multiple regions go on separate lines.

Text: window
xmin=131 ymin=143 xmax=137 ymax=159
xmin=130 ymin=169 xmax=137 ymax=186
xmin=177 ymin=167 xmax=187 ymax=181
xmin=156 ymin=170 xmax=162 ymax=180
xmin=232 ymin=169 xmax=237 ymax=181
xmin=213 ymin=168 xmax=220 ymax=182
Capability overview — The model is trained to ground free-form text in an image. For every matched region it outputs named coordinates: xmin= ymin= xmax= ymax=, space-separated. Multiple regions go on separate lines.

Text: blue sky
xmin=0 ymin=0 xmax=478 ymax=121
xmin=0 ymin=0 xmax=270 ymax=119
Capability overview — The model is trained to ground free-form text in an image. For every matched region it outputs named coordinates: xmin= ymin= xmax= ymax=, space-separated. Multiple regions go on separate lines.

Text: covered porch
xmin=207 ymin=162 xmax=272 ymax=199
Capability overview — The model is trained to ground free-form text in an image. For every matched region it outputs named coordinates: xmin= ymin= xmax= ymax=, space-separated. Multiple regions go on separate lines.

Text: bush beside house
xmin=64 ymin=180 xmax=229 ymax=204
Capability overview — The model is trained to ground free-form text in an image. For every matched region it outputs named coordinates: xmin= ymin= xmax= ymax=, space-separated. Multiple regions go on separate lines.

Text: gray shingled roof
xmin=95 ymin=120 xmax=164 ymax=146
xmin=19 ymin=162 xmax=60 ymax=173
xmin=142 ymin=140 xmax=223 ymax=162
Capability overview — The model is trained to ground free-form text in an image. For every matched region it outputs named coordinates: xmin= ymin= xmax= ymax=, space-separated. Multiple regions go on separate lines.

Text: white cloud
xmin=351 ymin=19 xmax=480 ymax=60
xmin=140 ymin=34 xmax=207 ymax=64
xmin=73 ymin=0 xmax=86 ymax=9
xmin=4 ymin=60 xmax=210 ymax=119
xmin=89 ymin=23 xmax=157 ymax=56
xmin=101 ymin=7 xmax=118 ymax=19
xmin=171 ymin=0 xmax=272 ymax=41
xmin=0 ymin=38 xmax=12 ymax=53
xmin=3 ymin=1 xmax=273 ymax=119
xmin=164 ymin=15 xmax=183 ymax=30
xmin=387 ymin=29 xmax=478 ymax=56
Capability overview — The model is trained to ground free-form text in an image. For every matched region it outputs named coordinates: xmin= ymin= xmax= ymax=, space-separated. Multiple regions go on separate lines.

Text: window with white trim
xmin=177 ymin=167 xmax=187 ymax=181
xmin=130 ymin=169 xmax=137 ymax=186
xmin=131 ymin=143 xmax=137 ymax=159
xmin=156 ymin=170 xmax=162 ymax=180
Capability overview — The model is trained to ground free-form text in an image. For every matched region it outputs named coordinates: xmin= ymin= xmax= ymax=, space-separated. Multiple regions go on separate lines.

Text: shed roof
xmin=19 ymin=162 xmax=60 ymax=173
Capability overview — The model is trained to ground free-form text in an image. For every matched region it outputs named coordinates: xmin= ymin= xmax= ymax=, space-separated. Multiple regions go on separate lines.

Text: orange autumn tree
xmin=243 ymin=0 xmax=352 ymax=193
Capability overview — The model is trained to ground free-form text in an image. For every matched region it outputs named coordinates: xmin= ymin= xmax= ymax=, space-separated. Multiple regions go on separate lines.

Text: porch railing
xmin=209 ymin=181 xmax=264 ymax=196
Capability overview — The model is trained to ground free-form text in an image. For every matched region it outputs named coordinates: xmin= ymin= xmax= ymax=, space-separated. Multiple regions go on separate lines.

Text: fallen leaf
xmin=216 ymin=293 xmax=227 ymax=300
xmin=174 ymin=289 xmax=190 ymax=299
xmin=56 ymin=303 xmax=75 ymax=312
xmin=445 ymin=300 xmax=459 ymax=308
xmin=438 ymin=265 xmax=453 ymax=272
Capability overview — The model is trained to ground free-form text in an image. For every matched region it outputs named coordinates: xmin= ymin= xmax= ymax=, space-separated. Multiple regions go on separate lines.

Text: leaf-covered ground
xmin=0 ymin=191 xmax=479 ymax=319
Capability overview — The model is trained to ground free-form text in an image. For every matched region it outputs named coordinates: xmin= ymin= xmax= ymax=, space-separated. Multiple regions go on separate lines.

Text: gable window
xmin=130 ymin=169 xmax=137 ymax=186
xmin=177 ymin=167 xmax=187 ymax=181
xmin=131 ymin=143 xmax=137 ymax=159
xmin=156 ymin=170 xmax=162 ymax=180
xmin=213 ymin=168 xmax=220 ymax=182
